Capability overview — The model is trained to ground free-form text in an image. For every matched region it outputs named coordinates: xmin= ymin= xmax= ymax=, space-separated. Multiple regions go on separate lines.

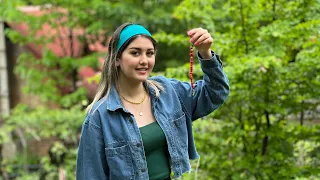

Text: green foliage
xmin=5 ymin=104 xmax=84 ymax=141
xmin=191 ymin=120 xmax=320 ymax=179
xmin=164 ymin=1 xmax=319 ymax=179
xmin=0 ymin=104 xmax=84 ymax=179
xmin=39 ymin=142 xmax=77 ymax=180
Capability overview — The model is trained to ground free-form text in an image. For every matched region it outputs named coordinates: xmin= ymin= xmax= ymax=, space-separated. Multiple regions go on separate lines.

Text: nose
xmin=139 ymin=54 xmax=148 ymax=65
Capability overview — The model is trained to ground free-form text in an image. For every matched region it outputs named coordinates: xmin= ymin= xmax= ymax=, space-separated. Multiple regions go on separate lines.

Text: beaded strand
xmin=189 ymin=45 xmax=195 ymax=96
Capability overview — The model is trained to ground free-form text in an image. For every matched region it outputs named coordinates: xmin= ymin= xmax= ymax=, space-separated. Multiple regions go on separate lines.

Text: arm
xmin=76 ymin=115 xmax=109 ymax=180
xmin=170 ymin=51 xmax=229 ymax=120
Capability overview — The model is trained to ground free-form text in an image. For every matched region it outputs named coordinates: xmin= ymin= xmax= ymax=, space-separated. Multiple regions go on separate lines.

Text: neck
xmin=117 ymin=76 xmax=146 ymax=100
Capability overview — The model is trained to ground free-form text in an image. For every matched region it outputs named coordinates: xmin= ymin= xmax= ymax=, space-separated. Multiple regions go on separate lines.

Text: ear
xmin=115 ymin=58 xmax=120 ymax=67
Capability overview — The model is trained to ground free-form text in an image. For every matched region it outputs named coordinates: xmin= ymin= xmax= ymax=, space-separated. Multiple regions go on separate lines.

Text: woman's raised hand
xmin=187 ymin=28 xmax=213 ymax=58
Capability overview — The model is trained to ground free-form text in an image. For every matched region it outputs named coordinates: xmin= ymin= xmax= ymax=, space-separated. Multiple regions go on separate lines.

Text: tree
xmin=168 ymin=0 xmax=320 ymax=178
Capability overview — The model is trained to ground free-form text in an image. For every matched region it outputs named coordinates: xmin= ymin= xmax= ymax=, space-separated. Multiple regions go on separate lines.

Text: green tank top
xmin=139 ymin=121 xmax=171 ymax=180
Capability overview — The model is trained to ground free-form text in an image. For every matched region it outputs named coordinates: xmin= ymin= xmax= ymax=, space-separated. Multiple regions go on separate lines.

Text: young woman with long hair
xmin=76 ymin=22 xmax=229 ymax=180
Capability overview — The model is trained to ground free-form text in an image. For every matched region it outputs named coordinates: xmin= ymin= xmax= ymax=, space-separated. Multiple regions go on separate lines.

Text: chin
xmin=128 ymin=75 xmax=148 ymax=83
xmin=136 ymin=72 xmax=150 ymax=80
xmin=136 ymin=76 xmax=149 ymax=82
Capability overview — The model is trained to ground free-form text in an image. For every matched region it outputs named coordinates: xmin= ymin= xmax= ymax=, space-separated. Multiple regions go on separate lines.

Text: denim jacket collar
xmin=106 ymin=85 xmax=125 ymax=112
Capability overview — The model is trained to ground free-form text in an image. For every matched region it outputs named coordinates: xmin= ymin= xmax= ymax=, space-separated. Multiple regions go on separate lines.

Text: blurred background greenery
xmin=0 ymin=0 xmax=319 ymax=179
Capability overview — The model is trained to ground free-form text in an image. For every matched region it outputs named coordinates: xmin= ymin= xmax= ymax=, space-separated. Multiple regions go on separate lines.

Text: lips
xmin=136 ymin=68 xmax=148 ymax=71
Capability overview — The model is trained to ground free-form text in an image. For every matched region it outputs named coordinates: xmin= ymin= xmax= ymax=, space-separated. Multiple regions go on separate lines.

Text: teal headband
xmin=117 ymin=24 xmax=152 ymax=51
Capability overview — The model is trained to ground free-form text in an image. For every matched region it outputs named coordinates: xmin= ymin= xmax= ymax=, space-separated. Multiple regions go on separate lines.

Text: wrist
xmin=198 ymin=49 xmax=212 ymax=59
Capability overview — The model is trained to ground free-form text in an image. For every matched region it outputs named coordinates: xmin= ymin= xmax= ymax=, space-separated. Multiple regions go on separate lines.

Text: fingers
xmin=198 ymin=36 xmax=213 ymax=45
xmin=187 ymin=28 xmax=212 ymax=45
xmin=195 ymin=33 xmax=213 ymax=45
xmin=187 ymin=28 xmax=202 ymax=36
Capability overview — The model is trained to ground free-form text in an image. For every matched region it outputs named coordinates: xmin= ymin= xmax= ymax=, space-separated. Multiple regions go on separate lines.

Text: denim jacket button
xmin=136 ymin=143 xmax=141 ymax=147
xmin=141 ymin=168 xmax=147 ymax=172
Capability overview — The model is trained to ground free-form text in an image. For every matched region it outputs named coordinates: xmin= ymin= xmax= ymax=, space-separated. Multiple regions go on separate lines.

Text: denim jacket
xmin=76 ymin=52 xmax=230 ymax=180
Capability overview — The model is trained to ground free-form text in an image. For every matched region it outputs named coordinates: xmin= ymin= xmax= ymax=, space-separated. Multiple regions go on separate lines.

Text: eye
xmin=147 ymin=51 xmax=155 ymax=57
xmin=130 ymin=51 xmax=140 ymax=56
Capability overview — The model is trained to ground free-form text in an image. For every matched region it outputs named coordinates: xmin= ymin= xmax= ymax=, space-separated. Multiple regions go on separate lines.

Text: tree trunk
xmin=300 ymin=101 xmax=304 ymax=126
xmin=262 ymin=110 xmax=270 ymax=155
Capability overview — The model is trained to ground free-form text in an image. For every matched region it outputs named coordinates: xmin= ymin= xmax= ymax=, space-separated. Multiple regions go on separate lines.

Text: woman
xmin=76 ymin=22 xmax=229 ymax=180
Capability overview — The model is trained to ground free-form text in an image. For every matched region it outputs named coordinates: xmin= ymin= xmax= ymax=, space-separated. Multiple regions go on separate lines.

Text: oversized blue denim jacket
xmin=76 ymin=52 xmax=230 ymax=180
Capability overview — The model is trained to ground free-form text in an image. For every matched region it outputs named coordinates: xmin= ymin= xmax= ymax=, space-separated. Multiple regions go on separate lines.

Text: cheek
xmin=149 ymin=58 xmax=155 ymax=69
xmin=119 ymin=58 xmax=133 ymax=69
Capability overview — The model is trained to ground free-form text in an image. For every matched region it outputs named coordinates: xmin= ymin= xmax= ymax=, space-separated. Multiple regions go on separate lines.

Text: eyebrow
xmin=129 ymin=47 xmax=154 ymax=51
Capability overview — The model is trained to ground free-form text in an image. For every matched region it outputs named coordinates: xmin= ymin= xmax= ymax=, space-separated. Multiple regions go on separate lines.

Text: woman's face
xmin=116 ymin=36 xmax=155 ymax=83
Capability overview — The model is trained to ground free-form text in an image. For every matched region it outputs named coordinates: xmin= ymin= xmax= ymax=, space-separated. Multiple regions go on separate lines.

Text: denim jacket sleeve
xmin=169 ymin=51 xmax=230 ymax=120
xmin=76 ymin=115 xmax=109 ymax=180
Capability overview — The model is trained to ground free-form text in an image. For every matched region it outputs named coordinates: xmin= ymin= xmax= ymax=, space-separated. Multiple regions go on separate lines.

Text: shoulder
xmin=85 ymin=97 xmax=108 ymax=126
xmin=148 ymin=76 xmax=190 ymax=98
xmin=148 ymin=75 xmax=168 ymax=83
xmin=91 ymin=96 xmax=108 ymax=114
xmin=148 ymin=75 xmax=180 ymax=87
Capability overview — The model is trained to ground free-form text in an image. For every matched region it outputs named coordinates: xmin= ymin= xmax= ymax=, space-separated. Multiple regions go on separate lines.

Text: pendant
xmin=139 ymin=112 xmax=143 ymax=116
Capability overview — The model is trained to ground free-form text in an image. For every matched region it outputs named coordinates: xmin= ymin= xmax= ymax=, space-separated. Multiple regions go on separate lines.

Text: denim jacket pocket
xmin=171 ymin=111 xmax=188 ymax=150
xmin=105 ymin=144 xmax=133 ymax=179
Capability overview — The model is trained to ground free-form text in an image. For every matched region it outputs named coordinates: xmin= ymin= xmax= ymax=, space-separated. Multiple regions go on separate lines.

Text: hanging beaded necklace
xmin=189 ymin=45 xmax=195 ymax=96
